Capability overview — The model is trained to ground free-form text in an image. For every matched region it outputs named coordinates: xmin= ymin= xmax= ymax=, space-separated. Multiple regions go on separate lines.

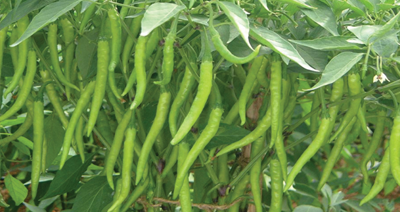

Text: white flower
xmin=373 ymin=73 xmax=390 ymax=83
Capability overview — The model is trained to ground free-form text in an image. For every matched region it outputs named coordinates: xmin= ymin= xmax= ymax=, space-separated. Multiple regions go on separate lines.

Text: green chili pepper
xmin=87 ymin=39 xmax=110 ymax=136
xmin=170 ymin=30 xmax=213 ymax=145
xmin=361 ymin=109 xmax=386 ymax=184
xmin=208 ymin=5 xmax=260 ymax=65
xmin=270 ymin=158 xmax=283 ymax=212
xmin=106 ymin=109 xmax=133 ymax=189
xmin=136 ymin=87 xmax=171 ymax=184
xmin=0 ymin=25 xmax=7 ymax=80
xmin=250 ymin=134 xmax=265 ymax=212
xmin=284 ymin=78 xmax=344 ymax=191
xmin=47 ymin=22 xmax=79 ymax=92
xmin=360 ymin=148 xmax=390 ymax=205
xmin=4 ymin=16 xmax=29 ymax=97
xmin=60 ymin=81 xmax=96 ymax=169
xmin=0 ymin=49 xmax=37 ymax=122
xmin=238 ymin=56 xmax=264 ymax=125
xmin=130 ymin=35 xmax=148 ymax=110
xmin=390 ymin=109 xmax=400 ymax=186
xmin=60 ymin=17 xmax=76 ymax=100
xmin=154 ymin=17 xmax=178 ymax=85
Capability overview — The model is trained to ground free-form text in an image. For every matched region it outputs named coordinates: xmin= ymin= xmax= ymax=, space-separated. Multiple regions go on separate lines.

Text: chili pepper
xmin=361 ymin=109 xmax=386 ymax=184
xmin=4 ymin=16 xmax=29 ymax=97
xmin=41 ymin=136 xmax=48 ymax=173
xmin=106 ymin=109 xmax=133 ymax=189
xmin=250 ymin=134 xmax=265 ymax=212
xmin=40 ymin=70 xmax=69 ymax=128
xmin=238 ymin=56 xmax=264 ymax=125
xmin=208 ymin=5 xmax=260 ymax=65
xmin=74 ymin=117 xmax=86 ymax=162
xmin=87 ymin=39 xmax=110 ymax=136
xmin=136 ymin=87 xmax=171 ymax=184
xmin=0 ymin=25 xmax=7 ymax=80
xmin=96 ymin=110 xmax=115 ymax=145
xmin=310 ymin=91 xmax=320 ymax=134
xmin=169 ymin=65 xmax=197 ymax=138
xmin=47 ymin=22 xmax=79 ymax=92
xmin=177 ymin=141 xmax=192 ymax=211
xmin=269 ymin=55 xmax=287 ymax=179
xmin=31 ymin=90 xmax=45 ymax=200
xmin=121 ymin=11 xmax=143 ymax=74
xmin=107 ymin=5 xmax=122 ymax=100
xmin=120 ymin=0 xmax=133 ymax=19
xmin=60 ymin=81 xmax=96 ymax=169
xmin=9 ymin=26 xmax=19 ymax=69
xmin=170 ymin=30 xmax=213 ymax=145
xmin=160 ymin=145 xmax=178 ymax=178
xmin=110 ymin=178 xmax=123 ymax=211
xmin=270 ymin=158 xmax=283 ymax=212
xmin=154 ymin=17 xmax=178 ymax=85
xmin=360 ymin=148 xmax=390 ymax=205
xmin=284 ymin=78 xmax=344 ymax=191
xmin=130 ymin=35 xmax=148 ymax=110
xmin=121 ymin=177 xmax=150 ymax=212
xmin=0 ymin=49 xmax=37 ymax=122
xmin=106 ymin=85 xmax=124 ymax=123
xmin=317 ymin=117 xmax=356 ymax=190
xmin=330 ymin=72 xmax=362 ymax=142
xmin=256 ymin=57 xmax=269 ymax=88
xmin=228 ymin=174 xmax=249 ymax=212
xmin=0 ymin=109 xmax=33 ymax=146
xmin=390 ymin=109 xmax=400 ymax=186
xmin=233 ymin=64 xmax=247 ymax=86
xmin=173 ymin=83 xmax=223 ymax=198
xmin=60 ymin=17 xmax=76 ymax=100
xmin=108 ymin=117 xmax=136 ymax=212
xmin=79 ymin=1 xmax=103 ymax=34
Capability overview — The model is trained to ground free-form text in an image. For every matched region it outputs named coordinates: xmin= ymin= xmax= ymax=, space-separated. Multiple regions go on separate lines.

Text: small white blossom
xmin=373 ymin=73 xmax=390 ymax=83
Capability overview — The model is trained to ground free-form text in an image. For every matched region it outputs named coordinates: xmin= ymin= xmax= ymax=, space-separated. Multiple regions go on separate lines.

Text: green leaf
xmin=206 ymin=123 xmax=251 ymax=149
xmin=179 ymin=14 xmax=209 ymax=26
xmin=348 ymin=25 xmax=381 ymax=44
xmin=332 ymin=0 xmax=365 ymax=17
xmin=358 ymin=0 xmax=375 ymax=12
xmin=76 ymin=29 xmax=98 ymax=79
xmin=384 ymin=178 xmax=397 ymax=195
xmin=290 ymin=36 xmax=362 ymax=50
xmin=217 ymin=1 xmax=252 ymax=49
xmin=344 ymin=200 xmax=375 ymax=212
xmin=4 ymin=174 xmax=28 ymax=205
xmin=0 ymin=116 xmax=26 ymax=126
xmin=280 ymin=0 xmax=316 ymax=9
xmin=22 ymin=202 xmax=46 ymax=212
xmin=371 ymin=34 xmax=398 ymax=58
xmin=301 ymin=0 xmax=339 ymax=36
xmin=11 ymin=0 xmax=83 ymax=47
xmin=257 ymin=0 xmax=269 ymax=11
xmin=11 ymin=141 xmax=31 ymax=157
xmin=250 ymin=25 xmax=318 ymax=72
xmin=0 ymin=0 xmax=56 ymax=30
xmin=17 ymin=136 xmax=33 ymax=150
xmin=295 ymin=45 xmax=328 ymax=71
xmin=43 ymin=115 xmax=65 ymax=169
xmin=71 ymin=176 xmax=113 ymax=212
xmin=292 ymin=183 xmax=318 ymax=199
xmin=140 ymin=3 xmax=185 ymax=36
xmin=306 ymin=52 xmax=364 ymax=91
xmin=38 ymin=196 xmax=59 ymax=209
xmin=40 ymin=153 xmax=95 ymax=200
xmin=369 ymin=11 xmax=400 ymax=44
xmin=293 ymin=205 xmax=323 ymax=212
xmin=0 ymin=190 xmax=10 ymax=207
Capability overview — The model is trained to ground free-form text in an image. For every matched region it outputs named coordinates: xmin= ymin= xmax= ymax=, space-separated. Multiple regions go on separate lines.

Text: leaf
xmin=11 ymin=0 xmax=83 ymax=47
xmin=257 ymin=0 xmax=269 ymax=11
xmin=306 ymin=52 xmax=364 ymax=91
xmin=295 ymin=45 xmax=328 ymax=71
xmin=358 ymin=0 xmax=375 ymax=12
xmin=369 ymin=11 xmax=400 ymax=44
xmin=38 ymin=196 xmax=59 ymax=209
xmin=0 ymin=116 xmax=26 ymax=126
xmin=22 ymin=202 xmax=46 ymax=212
xmin=348 ymin=25 xmax=381 ymax=44
xmin=344 ymin=200 xmax=375 ymax=212
xmin=293 ymin=205 xmax=323 ymax=212
xmin=0 ymin=191 xmax=10 ymax=207
xmin=292 ymin=183 xmax=318 ymax=199
xmin=76 ymin=29 xmax=98 ymax=79
xmin=280 ymin=0 xmax=316 ymax=9
xmin=71 ymin=176 xmax=114 ymax=212
xmin=290 ymin=36 xmax=362 ymax=50
xmin=17 ymin=136 xmax=33 ymax=150
xmin=12 ymin=141 xmax=31 ymax=157
xmin=371 ymin=34 xmax=398 ymax=58
xmin=217 ymin=1 xmax=252 ymax=49
xmin=179 ymin=14 xmax=209 ymax=26
xmin=250 ymin=25 xmax=318 ymax=72
xmin=40 ymin=153 xmax=95 ymax=200
xmin=206 ymin=123 xmax=251 ymax=149
xmin=140 ymin=3 xmax=185 ymax=36
xmin=384 ymin=178 xmax=397 ymax=195
xmin=301 ymin=0 xmax=339 ymax=36
xmin=0 ymin=0 xmax=56 ymax=30
xmin=43 ymin=115 xmax=65 ymax=169
xmin=4 ymin=174 xmax=28 ymax=205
